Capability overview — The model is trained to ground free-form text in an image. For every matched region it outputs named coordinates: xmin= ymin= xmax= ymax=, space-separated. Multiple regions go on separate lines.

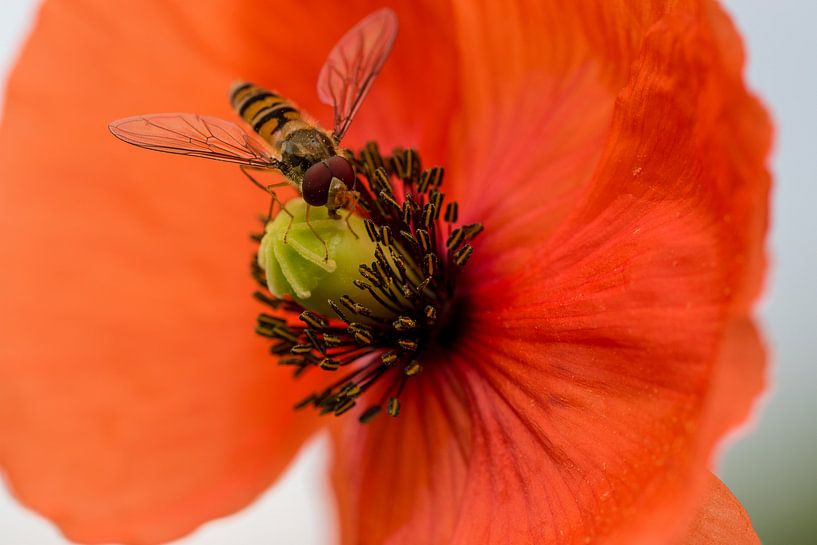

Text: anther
xmin=255 ymin=325 xmax=275 ymax=338
xmin=416 ymin=229 xmax=431 ymax=253
xmin=393 ymin=316 xmax=417 ymax=331
xmin=402 ymin=149 xmax=419 ymax=182
xmin=353 ymin=279 xmax=370 ymax=291
xmin=452 ymin=244 xmax=474 ymax=267
xmin=444 ymin=202 xmax=459 ymax=223
xmin=429 ymin=191 xmax=444 ymax=213
xmin=322 ymin=333 xmax=343 ymax=347
xmin=320 ymin=358 xmax=341 ymax=371
xmin=328 ymin=299 xmax=351 ymax=322
xmin=338 ymin=383 xmax=361 ymax=398
xmin=388 ymin=247 xmax=408 ymax=279
xmin=380 ymin=351 xmax=399 ymax=365
xmin=379 ymin=190 xmax=401 ymax=210
xmin=418 ymin=167 xmax=443 ymax=193
xmin=353 ymin=303 xmax=373 ymax=317
xmin=279 ymin=357 xmax=303 ymax=366
xmin=347 ymin=323 xmax=374 ymax=345
xmin=421 ymin=204 xmax=436 ymax=227
xmin=430 ymin=167 xmax=444 ymax=189
xmin=446 ymin=227 xmax=465 ymax=251
xmin=359 ymin=264 xmax=382 ymax=286
xmin=291 ymin=343 xmax=314 ymax=355
xmin=334 ymin=398 xmax=356 ymax=416
xmin=400 ymin=284 xmax=415 ymax=299
xmin=374 ymin=246 xmax=391 ymax=275
xmin=340 ymin=295 xmax=358 ymax=314
xmin=404 ymin=360 xmax=423 ymax=376
xmin=375 ymin=256 xmax=394 ymax=277
xmin=390 ymin=150 xmax=404 ymax=179
xmin=258 ymin=314 xmax=287 ymax=327
xmin=401 ymin=202 xmax=412 ymax=225
xmin=270 ymin=341 xmax=294 ymax=354
xmin=373 ymin=168 xmax=393 ymax=197
xmin=423 ymin=253 xmax=438 ymax=277
xmin=360 ymin=142 xmax=385 ymax=174
xmin=464 ymin=223 xmax=484 ymax=238
xmin=380 ymin=225 xmax=392 ymax=246
xmin=304 ymin=329 xmax=325 ymax=353
xmin=424 ymin=305 xmax=437 ymax=323
xmin=398 ymin=338 xmax=419 ymax=351
xmin=350 ymin=330 xmax=374 ymax=345
xmin=253 ymin=291 xmax=282 ymax=309
xmin=299 ymin=311 xmax=328 ymax=330
xmin=274 ymin=326 xmax=300 ymax=343
xmin=404 ymin=193 xmax=420 ymax=213
xmin=364 ymin=218 xmax=380 ymax=242
xmin=418 ymin=170 xmax=431 ymax=193
xmin=255 ymin=325 xmax=298 ymax=336
xmin=372 ymin=262 xmax=392 ymax=289
xmin=399 ymin=230 xmax=420 ymax=252
xmin=387 ymin=397 xmax=401 ymax=417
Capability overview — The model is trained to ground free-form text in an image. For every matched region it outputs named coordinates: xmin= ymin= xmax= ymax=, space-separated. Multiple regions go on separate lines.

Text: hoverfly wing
xmin=109 ymin=113 xmax=281 ymax=169
xmin=317 ymin=8 xmax=398 ymax=143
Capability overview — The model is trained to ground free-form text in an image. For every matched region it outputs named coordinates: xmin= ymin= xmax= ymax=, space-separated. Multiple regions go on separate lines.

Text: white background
xmin=1 ymin=1 xmax=815 ymax=544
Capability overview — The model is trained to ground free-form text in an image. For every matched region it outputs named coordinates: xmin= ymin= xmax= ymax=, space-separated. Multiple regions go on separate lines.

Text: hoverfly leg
xmin=240 ymin=165 xmax=291 ymax=223
xmin=265 ymin=190 xmax=294 ymax=225
xmin=304 ymin=204 xmax=330 ymax=263
xmin=343 ymin=191 xmax=362 ymax=239
xmin=264 ymin=197 xmax=275 ymax=223
xmin=281 ymin=211 xmax=295 ymax=245
xmin=240 ymin=165 xmax=273 ymax=192
xmin=266 ymin=192 xmax=294 ymax=243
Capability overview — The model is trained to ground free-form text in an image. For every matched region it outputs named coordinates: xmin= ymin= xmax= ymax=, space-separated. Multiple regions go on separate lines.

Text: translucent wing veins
xmin=317 ymin=8 xmax=398 ymax=142
xmin=109 ymin=113 xmax=281 ymax=169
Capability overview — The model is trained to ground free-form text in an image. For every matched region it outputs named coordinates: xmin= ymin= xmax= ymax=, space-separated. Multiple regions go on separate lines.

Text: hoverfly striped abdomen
xmin=230 ymin=82 xmax=310 ymax=146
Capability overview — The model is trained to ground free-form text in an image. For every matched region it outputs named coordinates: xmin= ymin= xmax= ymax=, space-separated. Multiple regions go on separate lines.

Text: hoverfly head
xmin=302 ymin=155 xmax=356 ymax=210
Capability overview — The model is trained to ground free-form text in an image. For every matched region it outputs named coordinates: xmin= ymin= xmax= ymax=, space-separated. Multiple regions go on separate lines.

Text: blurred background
xmin=1 ymin=1 xmax=814 ymax=544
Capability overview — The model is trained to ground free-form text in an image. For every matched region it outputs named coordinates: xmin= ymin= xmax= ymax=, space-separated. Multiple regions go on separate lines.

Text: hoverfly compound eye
xmin=324 ymin=155 xmax=356 ymax=187
xmin=302 ymin=162 xmax=333 ymax=206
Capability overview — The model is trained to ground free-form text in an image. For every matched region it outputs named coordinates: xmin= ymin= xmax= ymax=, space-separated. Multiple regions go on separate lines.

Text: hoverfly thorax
xmin=279 ymin=128 xmax=337 ymax=182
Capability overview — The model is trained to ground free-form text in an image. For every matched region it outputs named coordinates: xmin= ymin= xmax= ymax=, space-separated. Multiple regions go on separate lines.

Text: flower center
xmin=252 ymin=143 xmax=482 ymax=423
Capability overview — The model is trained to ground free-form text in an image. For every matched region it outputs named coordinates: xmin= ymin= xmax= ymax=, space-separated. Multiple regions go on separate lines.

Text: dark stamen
xmin=253 ymin=144 xmax=483 ymax=423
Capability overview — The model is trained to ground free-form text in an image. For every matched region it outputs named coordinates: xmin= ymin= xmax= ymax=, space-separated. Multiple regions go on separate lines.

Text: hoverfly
xmin=109 ymin=8 xmax=398 ymax=250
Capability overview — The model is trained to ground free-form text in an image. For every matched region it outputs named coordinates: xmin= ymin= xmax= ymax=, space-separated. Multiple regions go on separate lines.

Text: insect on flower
xmin=0 ymin=1 xmax=772 ymax=544
xmin=108 ymin=8 xmax=398 ymax=258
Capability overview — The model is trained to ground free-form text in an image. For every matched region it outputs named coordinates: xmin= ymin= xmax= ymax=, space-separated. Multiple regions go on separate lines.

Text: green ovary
xmin=258 ymin=198 xmax=380 ymax=317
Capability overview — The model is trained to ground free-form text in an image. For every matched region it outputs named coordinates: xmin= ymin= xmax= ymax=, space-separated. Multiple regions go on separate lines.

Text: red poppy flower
xmin=0 ymin=1 xmax=769 ymax=545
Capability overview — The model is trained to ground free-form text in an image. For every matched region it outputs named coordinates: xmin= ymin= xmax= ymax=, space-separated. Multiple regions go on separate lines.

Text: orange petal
xmin=446 ymin=0 xmax=770 ymax=311
xmin=675 ymin=474 xmax=759 ymax=545
xmin=0 ymin=0 xmax=455 ymax=543
xmin=330 ymin=318 xmax=765 ymax=545
xmin=555 ymin=3 xmax=771 ymax=316
xmin=330 ymin=358 xmax=471 ymax=545
xmin=330 ymin=2 xmax=769 ymax=543
xmin=446 ymin=1 xmax=684 ymax=244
